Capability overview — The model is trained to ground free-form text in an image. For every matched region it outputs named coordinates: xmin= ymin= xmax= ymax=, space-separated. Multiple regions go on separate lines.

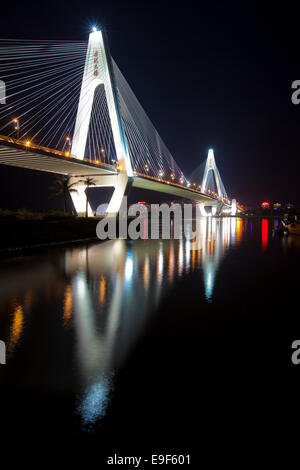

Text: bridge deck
xmin=133 ymin=175 xmax=220 ymax=205
xmin=0 ymin=136 xmax=116 ymax=177
xmin=0 ymin=135 xmax=229 ymax=206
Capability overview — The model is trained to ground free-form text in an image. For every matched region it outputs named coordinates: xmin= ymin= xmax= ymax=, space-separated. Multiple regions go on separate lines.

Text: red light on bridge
xmin=138 ymin=201 xmax=146 ymax=204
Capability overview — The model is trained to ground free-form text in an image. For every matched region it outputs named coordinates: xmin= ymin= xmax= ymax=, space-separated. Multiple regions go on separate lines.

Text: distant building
xmin=286 ymin=203 xmax=294 ymax=210
xmin=273 ymin=202 xmax=281 ymax=210
xmin=261 ymin=202 xmax=270 ymax=209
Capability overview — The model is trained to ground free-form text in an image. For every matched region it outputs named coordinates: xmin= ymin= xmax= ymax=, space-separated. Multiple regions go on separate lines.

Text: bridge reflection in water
xmin=0 ymin=217 xmax=243 ymax=427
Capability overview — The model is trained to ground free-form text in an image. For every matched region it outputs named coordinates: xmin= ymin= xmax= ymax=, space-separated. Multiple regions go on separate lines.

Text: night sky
xmin=0 ymin=0 xmax=299 ymax=208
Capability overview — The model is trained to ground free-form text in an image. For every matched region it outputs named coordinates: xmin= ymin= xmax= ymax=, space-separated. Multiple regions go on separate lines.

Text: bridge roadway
xmin=0 ymin=135 xmax=228 ymax=208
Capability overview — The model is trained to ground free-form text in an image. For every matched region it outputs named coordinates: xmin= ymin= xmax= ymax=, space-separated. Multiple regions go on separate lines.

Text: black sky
xmin=0 ymin=0 xmax=299 ymax=207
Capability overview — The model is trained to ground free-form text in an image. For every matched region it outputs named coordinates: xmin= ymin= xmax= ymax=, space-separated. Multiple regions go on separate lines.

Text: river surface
xmin=0 ymin=217 xmax=300 ymax=456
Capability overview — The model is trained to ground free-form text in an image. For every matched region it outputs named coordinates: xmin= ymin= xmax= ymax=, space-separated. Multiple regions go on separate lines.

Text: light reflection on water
xmin=0 ymin=217 xmax=246 ymax=427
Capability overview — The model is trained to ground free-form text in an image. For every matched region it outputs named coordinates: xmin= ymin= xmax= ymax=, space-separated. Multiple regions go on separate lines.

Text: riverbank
xmin=0 ymin=217 xmax=100 ymax=253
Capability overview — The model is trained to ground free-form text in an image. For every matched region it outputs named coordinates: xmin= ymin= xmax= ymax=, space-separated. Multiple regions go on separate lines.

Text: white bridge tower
xmin=201 ymin=149 xmax=222 ymax=198
xmin=199 ymin=149 xmax=236 ymax=216
xmin=70 ymin=29 xmax=133 ymax=216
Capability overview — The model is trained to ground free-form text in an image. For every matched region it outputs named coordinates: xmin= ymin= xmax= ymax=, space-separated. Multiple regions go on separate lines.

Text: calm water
xmin=1 ymin=217 xmax=300 ymax=454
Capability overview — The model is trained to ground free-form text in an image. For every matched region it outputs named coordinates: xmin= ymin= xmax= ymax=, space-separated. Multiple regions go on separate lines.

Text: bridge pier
xmin=216 ymin=200 xmax=225 ymax=215
xmin=198 ymin=202 xmax=218 ymax=216
xmin=198 ymin=200 xmax=236 ymax=217
xmin=70 ymin=173 xmax=132 ymax=217
xmin=231 ymin=199 xmax=237 ymax=216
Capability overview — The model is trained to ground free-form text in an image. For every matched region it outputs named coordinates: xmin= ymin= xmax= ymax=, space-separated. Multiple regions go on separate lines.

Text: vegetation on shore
xmin=48 ymin=174 xmax=97 ymax=217
xmin=48 ymin=175 xmax=78 ymax=213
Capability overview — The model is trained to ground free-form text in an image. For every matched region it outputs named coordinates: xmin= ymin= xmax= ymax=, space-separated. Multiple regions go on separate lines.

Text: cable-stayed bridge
xmin=0 ymin=29 xmax=237 ymax=216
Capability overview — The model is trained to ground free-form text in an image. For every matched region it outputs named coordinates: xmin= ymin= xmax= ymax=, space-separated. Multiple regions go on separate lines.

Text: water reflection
xmin=262 ymin=219 xmax=269 ymax=252
xmin=99 ymin=276 xmax=106 ymax=305
xmin=63 ymin=285 xmax=72 ymax=326
xmin=8 ymin=304 xmax=24 ymax=353
xmin=0 ymin=217 xmax=247 ymax=428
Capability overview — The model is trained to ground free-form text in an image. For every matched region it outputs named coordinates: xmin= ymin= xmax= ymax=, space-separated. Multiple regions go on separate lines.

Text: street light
xmin=13 ymin=118 xmax=20 ymax=140
xmin=65 ymin=136 xmax=71 ymax=152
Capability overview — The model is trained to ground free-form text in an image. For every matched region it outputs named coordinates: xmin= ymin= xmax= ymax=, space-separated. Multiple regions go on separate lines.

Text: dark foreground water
xmin=0 ymin=217 xmax=300 ymax=461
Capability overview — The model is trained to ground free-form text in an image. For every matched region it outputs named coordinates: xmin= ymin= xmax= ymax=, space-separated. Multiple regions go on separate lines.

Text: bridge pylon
xmin=201 ymin=149 xmax=223 ymax=198
xmin=71 ymin=29 xmax=133 ymax=216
